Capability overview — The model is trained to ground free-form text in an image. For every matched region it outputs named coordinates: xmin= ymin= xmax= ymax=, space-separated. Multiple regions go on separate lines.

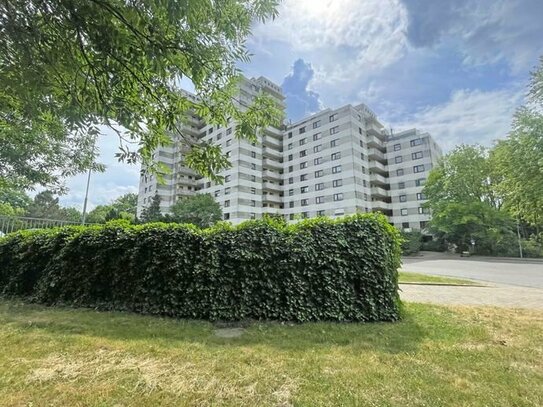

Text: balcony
xmin=262 ymin=136 xmax=282 ymax=149
xmin=367 ymin=135 xmax=384 ymax=148
xmin=366 ymin=121 xmax=385 ymax=137
xmin=263 ymin=158 xmax=283 ymax=170
xmin=263 ymin=169 xmax=282 ymax=181
xmin=370 ymin=186 xmax=389 ymax=198
xmin=262 ymin=147 xmax=282 ymax=160
xmin=371 ymin=200 xmax=392 ymax=214
xmin=368 ymin=148 xmax=386 ymax=162
xmin=262 ymin=193 xmax=282 ymax=204
xmin=369 ymin=172 xmax=389 ymax=186
xmin=369 ymin=160 xmax=387 ymax=174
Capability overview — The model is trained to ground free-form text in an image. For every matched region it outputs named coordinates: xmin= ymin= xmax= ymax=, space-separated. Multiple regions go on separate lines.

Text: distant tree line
xmin=422 ymin=57 xmax=543 ymax=257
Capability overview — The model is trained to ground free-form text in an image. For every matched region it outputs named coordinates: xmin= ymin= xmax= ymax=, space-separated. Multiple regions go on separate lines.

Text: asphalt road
xmin=402 ymin=252 xmax=543 ymax=289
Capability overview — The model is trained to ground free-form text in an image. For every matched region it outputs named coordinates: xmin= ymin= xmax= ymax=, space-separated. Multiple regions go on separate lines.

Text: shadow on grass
xmin=0 ymin=299 xmax=464 ymax=355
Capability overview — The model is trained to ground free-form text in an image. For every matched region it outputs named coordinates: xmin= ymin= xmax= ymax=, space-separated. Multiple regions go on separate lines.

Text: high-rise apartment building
xmin=137 ymin=76 xmax=442 ymax=231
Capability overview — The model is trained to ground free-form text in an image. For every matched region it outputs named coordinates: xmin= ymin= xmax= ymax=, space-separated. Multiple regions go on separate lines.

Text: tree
xmin=86 ymin=192 xmax=138 ymax=223
xmin=0 ymin=187 xmax=32 ymax=210
xmin=140 ymin=193 xmax=163 ymax=223
xmin=170 ymin=194 xmax=222 ymax=227
xmin=0 ymin=0 xmax=282 ymax=189
xmin=491 ymin=57 xmax=543 ymax=228
xmin=424 ymin=145 xmax=499 ymax=209
xmin=424 ymin=146 xmax=515 ymax=253
xmin=24 ymin=190 xmax=81 ymax=221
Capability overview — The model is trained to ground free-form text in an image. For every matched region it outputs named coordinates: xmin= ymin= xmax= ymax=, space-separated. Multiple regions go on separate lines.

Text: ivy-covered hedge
xmin=0 ymin=214 xmax=402 ymax=322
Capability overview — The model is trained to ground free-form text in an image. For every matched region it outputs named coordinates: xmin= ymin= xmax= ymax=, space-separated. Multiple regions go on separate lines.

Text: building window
xmin=399 ymin=182 xmax=405 ymax=189
xmin=402 ymin=222 xmax=410 ymax=229
xmin=224 ymin=200 xmax=230 ymax=208
xmin=288 ymin=165 xmax=293 ymax=172
xmin=395 ymin=156 xmax=403 ymax=164
xmin=316 ymin=196 xmax=324 ymax=204
xmin=330 ymin=139 xmax=339 ymax=148
xmin=226 ymin=128 xmax=232 ymax=135
xmin=315 ymin=182 xmax=325 ymax=191
xmin=225 ymin=175 xmax=231 ymax=183
xmin=288 ymin=189 xmax=294 ymax=196
xmin=401 ymin=208 xmax=408 ymax=216
xmin=412 ymin=151 xmax=423 ymax=160
xmin=299 ymin=150 xmax=307 ymax=158
xmin=301 ymin=186 xmax=309 ymax=193
xmin=299 ymin=138 xmax=307 ymax=146
xmin=333 ymin=179 xmax=343 ymax=187
xmin=226 ymin=139 xmax=232 ymax=146
xmin=300 ymin=161 xmax=307 ymax=169
xmin=417 ymin=192 xmax=426 ymax=200
xmin=396 ymin=168 xmax=404 ymax=176
xmin=333 ymin=193 xmax=343 ymax=201
xmin=418 ymin=207 xmax=429 ymax=214
xmin=410 ymin=138 xmax=423 ymax=147
xmin=214 ymin=190 xmax=220 ymax=198
xmin=224 ymin=213 xmax=230 ymax=220
xmin=317 ymin=210 xmax=325 ymax=216
xmin=313 ymin=145 xmax=322 ymax=153
xmin=288 ymin=177 xmax=294 ymax=184
xmin=251 ymin=151 xmax=256 ymax=158
xmin=251 ymin=175 xmax=256 ymax=182
xmin=399 ymin=195 xmax=407 ymax=202
xmin=360 ymin=140 xmax=364 ymax=148
xmin=313 ymin=120 xmax=321 ymax=129
xmin=225 ymin=151 xmax=231 ymax=158
xmin=251 ymin=200 xmax=256 ymax=207
xmin=224 ymin=187 xmax=231 ymax=195
xmin=413 ymin=164 xmax=425 ymax=173
xmin=315 ymin=170 xmax=324 ymax=178
xmin=300 ymin=174 xmax=308 ymax=181
xmin=313 ymin=132 xmax=321 ymax=141
xmin=288 ymin=154 xmax=293 ymax=161
xmin=288 ymin=131 xmax=292 ymax=139
xmin=420 ymin=221 xmax=428 ymax=229
xmin=251 ymin=187 xmax=256 ymax=194
xmin=289 ymin=213 xmax=295 ymax=220
xmin=415 ymin=178 xmax=426 ymax=186
xmin=289 ymin=201 xmax=294 ymax=208
xmin=331 ymin=152 xmax=341 ymax=160
xmin=301 ymin=199 xmax=308 ymax=206
xmin=332 ymin=165 xmax=342 ymax=174
xmin=301 ymin=212 xmax=309 ymax=218
xmin=217 ymin=133 xmax=222 ymax=140
xmin=314 ymin=157 xmax=323 ymax=165
xmin=394 ymin=143 xmax=401 ymax=151
xmin=288 ymin=143 xmax=293 ymax=150
xmin=299 ymin=126 xmax=306 ymax=134
xmin=361 ymin=153 xmax=365 ymax=160
xmin=330 ymin=126 xmax=339 ymax=135
xmin=329 ymin=113 xmax=338 ymax=122
xmin=362 ymin=166 xmax=366 ymax=174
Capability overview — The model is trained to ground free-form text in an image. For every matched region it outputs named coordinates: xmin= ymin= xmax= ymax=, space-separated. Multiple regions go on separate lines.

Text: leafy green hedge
xmin=0 ymin=214 xmax=401 ymax=322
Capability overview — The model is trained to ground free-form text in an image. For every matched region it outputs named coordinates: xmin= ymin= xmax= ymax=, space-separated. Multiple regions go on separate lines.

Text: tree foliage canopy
xmin=0 ymin=0 xmax=282 ymax=189
xmin=170 ymin=193 xmax=222 ymax=227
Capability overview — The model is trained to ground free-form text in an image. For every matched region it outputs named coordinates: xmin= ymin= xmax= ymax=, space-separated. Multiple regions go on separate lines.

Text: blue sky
xmin=59 ymin=0 xmax=543 ymax=209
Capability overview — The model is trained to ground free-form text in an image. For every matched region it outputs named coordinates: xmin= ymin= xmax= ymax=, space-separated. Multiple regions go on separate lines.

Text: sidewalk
xmin=399 ymin=283 xmax=543 ymax=309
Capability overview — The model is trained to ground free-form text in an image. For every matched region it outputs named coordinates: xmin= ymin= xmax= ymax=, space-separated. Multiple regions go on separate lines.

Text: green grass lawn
xmin=399 ymin=271 xmax=479 ymax=285
xmin=1 ymin=300 xmax=542 ymax=406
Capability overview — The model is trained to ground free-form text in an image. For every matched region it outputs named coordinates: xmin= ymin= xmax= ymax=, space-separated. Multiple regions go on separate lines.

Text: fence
xmin=0 ymin=216 xmax=81 ymax=235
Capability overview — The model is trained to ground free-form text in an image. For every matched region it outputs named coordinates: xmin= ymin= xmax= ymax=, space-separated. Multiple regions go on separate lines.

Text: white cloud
xmin=252 ymin=0 xmax=409 ymax=85
xmin=401 ymin=0 xmax=543 ymax=74
xmin=388 ymin=87 xmax=525 ymax=151
xmin=58 ymin=128 xmax=140 ymax=210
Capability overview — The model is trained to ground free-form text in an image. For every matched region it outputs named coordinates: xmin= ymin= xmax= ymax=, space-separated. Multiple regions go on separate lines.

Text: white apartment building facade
xmin=137 ymin=76 xmax=442 ymax=231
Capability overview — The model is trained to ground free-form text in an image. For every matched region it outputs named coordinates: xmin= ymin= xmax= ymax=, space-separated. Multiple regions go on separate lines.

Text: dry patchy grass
xmin=0 ymin=300 xmax=542 ymax=406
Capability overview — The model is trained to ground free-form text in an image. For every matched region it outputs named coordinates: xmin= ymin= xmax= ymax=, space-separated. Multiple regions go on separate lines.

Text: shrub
xmin=401 ymin=230 xmax=422 ymax=255
xmin=0 ymin=213 xmax=402 ymax=322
